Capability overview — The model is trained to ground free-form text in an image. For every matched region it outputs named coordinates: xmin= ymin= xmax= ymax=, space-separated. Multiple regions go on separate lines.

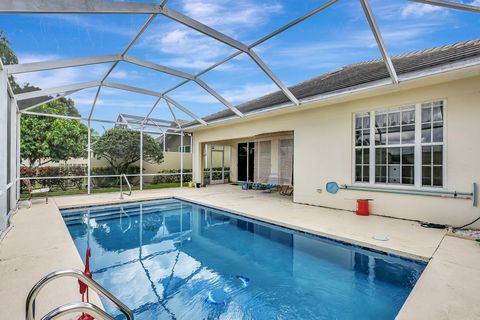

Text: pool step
xmin=62 ymin=201 xmax=190 ymax=225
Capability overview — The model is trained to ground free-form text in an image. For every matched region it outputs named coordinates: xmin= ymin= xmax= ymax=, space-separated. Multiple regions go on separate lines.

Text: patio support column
xmin=180 ymin=132 xmax=184 ymax=187
xmin=190 ymin=134 xmax=193 ymax=184
xmin=16 ymin=112 xmax=21 ymax=200
xmin=140 ymin=125 xmax=143 ymax=191
xmin=87 ymin=121 xmax=91 ymax=195
xmin=163 ymin=134 xmax=166 ymax=153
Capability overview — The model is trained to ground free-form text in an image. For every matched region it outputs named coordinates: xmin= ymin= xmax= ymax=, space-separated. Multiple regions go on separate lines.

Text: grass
xmin=22 ymin=182 xmax=184 ymax=198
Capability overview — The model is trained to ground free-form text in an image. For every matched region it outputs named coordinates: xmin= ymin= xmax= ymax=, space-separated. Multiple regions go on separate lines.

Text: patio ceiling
xmin=1 ymin=0 xmax=479 ymax=134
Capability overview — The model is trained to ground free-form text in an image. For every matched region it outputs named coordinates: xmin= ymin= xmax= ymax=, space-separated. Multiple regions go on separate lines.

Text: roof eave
xmin=185 ymin=57 xmax=480 ymax=132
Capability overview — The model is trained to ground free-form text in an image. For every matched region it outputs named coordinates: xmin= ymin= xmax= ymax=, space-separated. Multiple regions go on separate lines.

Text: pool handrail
xmin=26 ymin=269 xmax=133 ymax=320
xmin=120 ymin=173 xmax=132 ymax=199
xmin=40 ymin=302 xmax=113 ymax=320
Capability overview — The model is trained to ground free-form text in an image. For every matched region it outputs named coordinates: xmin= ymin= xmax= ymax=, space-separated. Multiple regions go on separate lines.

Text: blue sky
xmin=1 ymin=0 xmax=479 ymax=132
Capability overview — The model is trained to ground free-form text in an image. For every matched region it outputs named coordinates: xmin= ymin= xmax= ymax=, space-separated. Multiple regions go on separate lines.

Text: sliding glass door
xmin=237 ymin=142 xmax=254 ymax=182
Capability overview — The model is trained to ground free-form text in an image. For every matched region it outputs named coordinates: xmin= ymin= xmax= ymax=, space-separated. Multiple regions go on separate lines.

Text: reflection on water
xmin=62 ymin=199 xmax=425 ymax=320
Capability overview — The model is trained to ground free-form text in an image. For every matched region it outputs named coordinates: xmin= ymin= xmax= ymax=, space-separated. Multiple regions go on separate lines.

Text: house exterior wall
xmin=191 ymin=75 xmax=480 ymax=228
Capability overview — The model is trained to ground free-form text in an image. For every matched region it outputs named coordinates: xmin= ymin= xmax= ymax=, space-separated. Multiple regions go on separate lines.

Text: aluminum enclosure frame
xmin=0 ymin=0 xmax=478 ymax=219
xmin=1 ymin=0 xmax=479 ymax=131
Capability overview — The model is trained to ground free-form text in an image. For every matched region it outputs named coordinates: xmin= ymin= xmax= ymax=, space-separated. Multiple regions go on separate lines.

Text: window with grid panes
xmin=354 ymin=112 xmax=370 ymax=182
xmin=421 ymin=101 xmax=444 ymax=187
xmin=354 ymin=100 xmax=444 ymax=188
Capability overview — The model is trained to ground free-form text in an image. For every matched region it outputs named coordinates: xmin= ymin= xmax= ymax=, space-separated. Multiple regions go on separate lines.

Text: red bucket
xmin=356 ymin=199 xmax=371 ymax=216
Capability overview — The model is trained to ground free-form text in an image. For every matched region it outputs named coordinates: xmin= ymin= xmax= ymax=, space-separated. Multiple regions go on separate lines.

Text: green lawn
xmin=22 ymin=182 xmax=184 ymax=198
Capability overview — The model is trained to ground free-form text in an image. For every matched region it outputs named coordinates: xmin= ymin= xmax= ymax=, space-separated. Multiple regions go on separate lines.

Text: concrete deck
xmin=1 ymin=184 xmax=479 ymax=319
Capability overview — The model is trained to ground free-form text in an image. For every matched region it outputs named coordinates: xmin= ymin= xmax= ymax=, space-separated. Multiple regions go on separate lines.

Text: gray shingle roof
xmin=187 ymin=39 xmax=480 ymax=127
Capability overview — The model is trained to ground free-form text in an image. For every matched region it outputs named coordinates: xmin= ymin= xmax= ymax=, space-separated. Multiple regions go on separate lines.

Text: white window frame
xmin=352 ymin=99 xmax=447 ymax=190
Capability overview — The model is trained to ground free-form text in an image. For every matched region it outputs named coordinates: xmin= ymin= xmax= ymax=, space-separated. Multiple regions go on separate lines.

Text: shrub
xmin=152 ymin=169 xmax=193 ymax=184
xmin=20 ymin=166 xmax=36 ymax=177
xmin=21 ymin=165 xmax=87 ymax=191
xmin=203 ymin=167 xmax=230 ymax=183
xmin=91 ymin=166 xmax=140 ymax=188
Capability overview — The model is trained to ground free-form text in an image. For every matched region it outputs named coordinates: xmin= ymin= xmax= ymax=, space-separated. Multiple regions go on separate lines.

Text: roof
xmin=187 ymin=39 xmax=480 ymax=127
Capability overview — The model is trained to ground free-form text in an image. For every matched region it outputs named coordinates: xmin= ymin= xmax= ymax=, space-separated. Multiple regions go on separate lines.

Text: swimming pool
xmin=61 ymin=198 xmax=426 ymax=319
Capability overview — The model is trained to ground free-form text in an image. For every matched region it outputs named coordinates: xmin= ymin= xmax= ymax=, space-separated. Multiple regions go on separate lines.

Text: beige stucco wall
xmin=190 ymin=75 xmax=480 ymax=228
xmin=203 ymin=144 xmax=232 ymax=170
xmin=91 ymin=152 xmax=193 ymax=171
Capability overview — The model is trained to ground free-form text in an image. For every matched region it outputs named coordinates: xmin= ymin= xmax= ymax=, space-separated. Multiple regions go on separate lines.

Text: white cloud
xmin=138 ymin=0 xmax=283 ymax=71
xmin=181 ymin=0 xmax=283 ymax=34
xmin=401 ymin=3 xmax=447 ymax=18
xmin=140 ymin=23 xmax=233 ymax=71
xmin=169 ymin=82 xmax=278 ymax=105
xmin=45 ymin=15 xmax=136 ymax=37
xmin=17 ymin=53 xmax=62 ymax=64
xmin=14 ymin=63 xmax=108 ymax=89
xmin=109 ymin=70 xmax=140 ymax=80
xmin=221 ymin=83 xmax=278 ymax=103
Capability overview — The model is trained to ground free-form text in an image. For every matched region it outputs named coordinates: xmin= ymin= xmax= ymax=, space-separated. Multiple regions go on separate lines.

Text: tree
xmin=0 ymin=30 xmax=21 ymax=91
xmin=21 ymin=99 xmax=89 ymax=167
xmin=93 ymin=127 xmax=163 ymax=174
xmin=2 ymin=29 xmax=89 ymax=167
xmin=0 ymin=30 xmax=17 ymax=65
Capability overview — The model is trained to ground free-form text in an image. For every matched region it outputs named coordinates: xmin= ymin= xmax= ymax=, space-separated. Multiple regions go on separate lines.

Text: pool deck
xmin=1 ymin=184 xmax=479 ymax=319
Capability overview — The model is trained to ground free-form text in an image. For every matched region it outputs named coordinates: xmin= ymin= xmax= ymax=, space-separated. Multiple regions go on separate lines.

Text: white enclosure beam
xmin=100 ymin=82 xmax=207 ymax=125
xmin=360 ymin=0 xmax=399 ymax=84
xmin=140 ymin=125 xmax=143 ymax=191
xmin=103 ymin=82 xmax=163 ymax=97
xmin=161 ymin=0 xmax=338 ymax=105
xmin=248 ymin=50 xmax=300 ymax=105
xmin=89 ymin=14 xmax=156 ymax=120
xmin=124 ymin=56 xmax=194 ymax=80
xmin=121 ymin=14 xmax=157 ymax=56
xmin=122 ymin=113 xmax=174 ymax=124
xmin=180 ymin=132 xmax=184 ymax=187
xmin=15 ymin=81 xmax=101 ymax=101
xmin=87 ymin=121 xmax=91 ymax=194
xmin=5 ymin=55 xmax=120 ymax=74
xmin=19 ymin=89 xmax=80 ymax=111
xmin=410 ymin=0 xmax=480 ymax=13
xmin=143 ymin=98 xmax=163 ymax=123
xmin=194 ymin=79 xmax=244 ymax=117
xmin=250 ymin=0 xmax=339 ymax=47
xmin=0 ymin=0 xmax=162 ymax=14
xmin=149 ymin=119 xmax=169 ymax=132
xmin=88 ymin=86 xmax=102 ymax=119
xmin=160 ymin=6 xmax=248 ymax=52
xmin=21 ymin=110 xmax=179 ymax=130
xmin=7 ymin=52 xmax=242 ymax=119
xmin=126 ymin=56 xmax=241 ymax=117
xmin=165 ymin=100 xmax=181 ymax=128
xmin=163 ymin=96 xmax=207 ymax=126
xmin=160 ymin=5 xmax=299 ymax=107
xmin=163 ymin=79 xmax=190 ymax=95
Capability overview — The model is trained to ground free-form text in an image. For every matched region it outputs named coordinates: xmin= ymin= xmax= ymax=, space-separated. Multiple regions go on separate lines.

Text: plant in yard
xmin=152 ymin=169 xmax=192 ymax=184
xmin=21 ymin=98 xmax=89 ymax=167
xmin=91 ymin=166 xmax=140 ymax=188
xmin=0 ymin=30 xmax=20 ymax=90
xmin=93 ymin=127 xmax=163 ymax=174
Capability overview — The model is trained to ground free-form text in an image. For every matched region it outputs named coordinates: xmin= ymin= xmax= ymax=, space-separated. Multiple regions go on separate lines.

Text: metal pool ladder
xmin=120 ymin=174 xmax=132 ymax=199
xmin=26 ymin=269 xmax=134 ymax=320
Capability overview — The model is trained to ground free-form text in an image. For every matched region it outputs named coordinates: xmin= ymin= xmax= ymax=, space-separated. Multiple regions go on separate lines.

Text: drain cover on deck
xmin=372 ymin=235 xmax=389 ymax=241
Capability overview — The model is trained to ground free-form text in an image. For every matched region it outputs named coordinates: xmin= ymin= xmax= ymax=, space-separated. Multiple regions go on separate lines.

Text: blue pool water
xmin=61 ymin=199 xmax=425 ymax=320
